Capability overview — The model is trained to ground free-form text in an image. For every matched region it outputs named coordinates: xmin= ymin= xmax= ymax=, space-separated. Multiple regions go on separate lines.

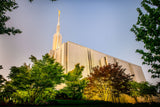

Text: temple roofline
xmin=61 ymin=41 xmax=142 ymax=67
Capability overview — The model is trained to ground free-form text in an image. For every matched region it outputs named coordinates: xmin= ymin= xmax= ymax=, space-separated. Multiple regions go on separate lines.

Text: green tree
xmin=129 ymin=81 xmax=157 ymax=103
xmin=2 ymin=81 xmax=16 ymax=103
xmin=6 ymin=54 xmax=64 ymax=104
xmin=0 ymin=66 xmax=12 ymax=103
xmin=8 ymin=64 xmax=31 ymax=91
xmin=131 ymin=0 xmax=160 ymax=78
xmin=129 ymin=81 xmax=141 ymax=103
xmin=0 ymin=65 xmax=6 ymax=101
xmin=0 ymin=75 xmax=6 ymax=101
xmin=28 ymin=54 xmax=64 ymax=103
xmin=62 ymin=64 xmax=88 ymax=100
xmin=85 ymin=63 xmax=133 ymax=102
xmin=139 ymin=82 xmax=157 ymax=102
xmin=6 ymin=64 xmax=32 ymax=103
xmin=0 ymin=0 xmax=21 ymax=35
xmin=0 ymin=75 xmax=5 ymax=89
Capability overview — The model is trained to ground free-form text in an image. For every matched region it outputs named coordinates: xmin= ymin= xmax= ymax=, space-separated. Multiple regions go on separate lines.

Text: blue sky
xmin=0 ymin=0 xmax=159 ymax=84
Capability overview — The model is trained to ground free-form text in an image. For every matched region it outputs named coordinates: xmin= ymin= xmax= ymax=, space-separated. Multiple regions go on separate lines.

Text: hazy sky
xmin=0 ymin=0 xmax=159 ymax=84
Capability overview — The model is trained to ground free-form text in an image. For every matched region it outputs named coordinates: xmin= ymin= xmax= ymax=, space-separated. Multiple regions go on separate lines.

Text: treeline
xmin=0 ymin=54 xmax=159 ymax=105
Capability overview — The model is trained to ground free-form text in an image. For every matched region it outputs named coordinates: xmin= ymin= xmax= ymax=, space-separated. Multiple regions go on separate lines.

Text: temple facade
xmin=49 ymin=10 xmax=146 ymax=82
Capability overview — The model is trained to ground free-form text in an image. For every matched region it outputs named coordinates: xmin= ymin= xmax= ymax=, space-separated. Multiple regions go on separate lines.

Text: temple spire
xmin=56 ymin=10 xmax=60 ymax=33
xmin=57 ymin=10 xmax=60 ymax=25
xmin=52 ymin=10 xmax=62 ymax=50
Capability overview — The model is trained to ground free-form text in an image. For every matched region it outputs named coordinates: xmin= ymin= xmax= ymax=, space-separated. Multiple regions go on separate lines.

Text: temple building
xmin=49 ymin=10 xmax=146 ymax=82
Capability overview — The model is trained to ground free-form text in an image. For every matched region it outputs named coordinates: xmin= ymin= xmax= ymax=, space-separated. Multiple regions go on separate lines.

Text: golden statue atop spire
xmin=57 ymin=10 xmax=60 ymax=26
xmin=58 ymin=10 xmax=61 ymax=15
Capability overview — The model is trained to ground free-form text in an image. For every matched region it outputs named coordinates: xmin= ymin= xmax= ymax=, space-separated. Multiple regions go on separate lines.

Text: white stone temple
xmin=49 ymin=10 xmax=146 ymax=82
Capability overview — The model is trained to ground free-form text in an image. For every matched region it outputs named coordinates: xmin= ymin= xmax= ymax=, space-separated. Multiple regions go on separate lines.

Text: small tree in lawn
xmin=84 ymin=63 xmax=133 ymax=102
xmin=62 ymin=64 xmax=88 ymax=100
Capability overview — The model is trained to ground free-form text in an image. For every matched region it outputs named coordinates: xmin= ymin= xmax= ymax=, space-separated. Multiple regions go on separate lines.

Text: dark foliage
xmin=85 ymin=62 xmax=134 ymax=102
xmin=0 ymin=0 xmax=22 ymax=35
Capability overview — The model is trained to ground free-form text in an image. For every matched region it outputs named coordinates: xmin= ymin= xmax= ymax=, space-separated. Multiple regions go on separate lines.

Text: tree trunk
xmin=118 ymin=96 xmax=120 ymax=103
xmin=134 ymin=96 xmax=138 ymax=103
